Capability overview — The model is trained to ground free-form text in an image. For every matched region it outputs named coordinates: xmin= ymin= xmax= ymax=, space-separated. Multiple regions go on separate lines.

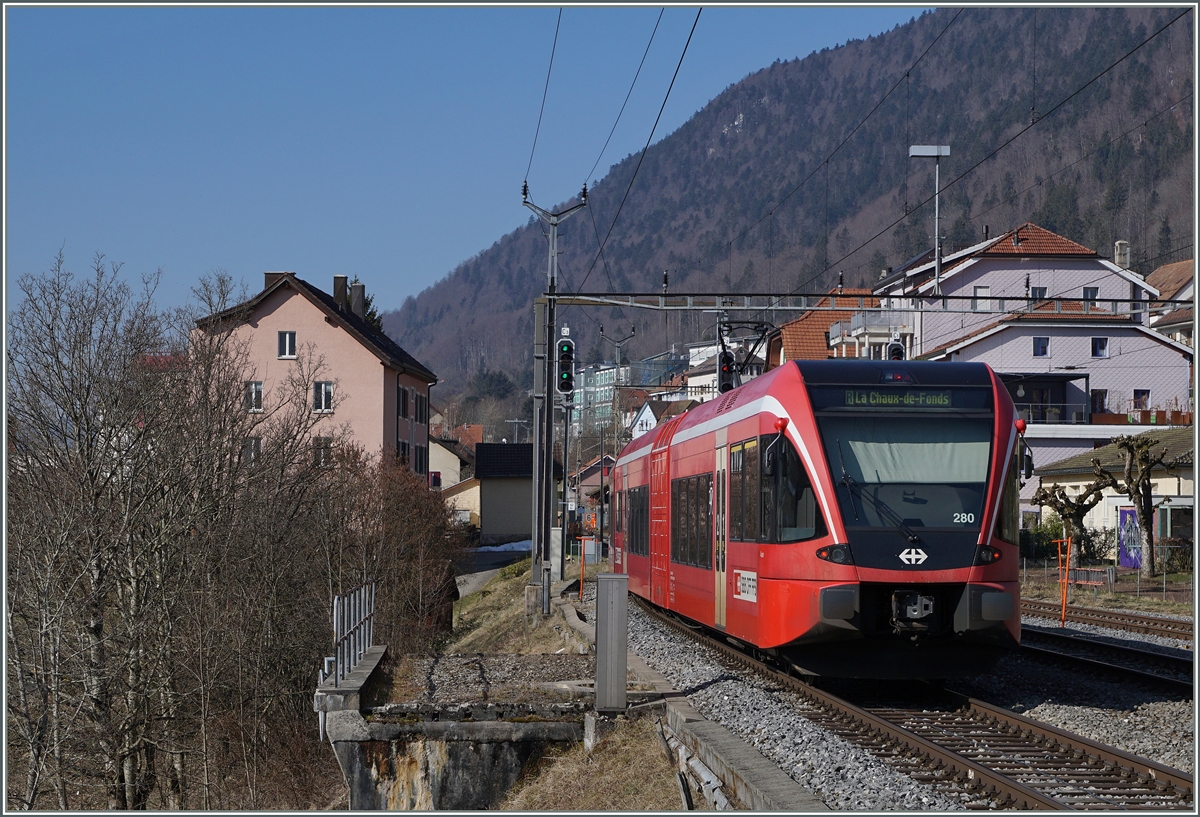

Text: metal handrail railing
xmin=318 ymin=581 xmax=375 ymax=688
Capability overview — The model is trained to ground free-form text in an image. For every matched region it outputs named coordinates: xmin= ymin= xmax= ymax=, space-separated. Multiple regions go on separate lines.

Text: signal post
xmin=524 ymin=184 xmax=586 ymax=615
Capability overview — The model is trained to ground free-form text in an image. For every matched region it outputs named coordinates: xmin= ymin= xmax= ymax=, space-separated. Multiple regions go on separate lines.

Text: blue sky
xmin=6 ymin=5 xmax=928 ymax=313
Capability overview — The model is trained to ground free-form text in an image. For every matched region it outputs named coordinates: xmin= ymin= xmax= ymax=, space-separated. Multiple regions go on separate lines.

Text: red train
xmin=612 ymin=359 xmax=1022 ymax=678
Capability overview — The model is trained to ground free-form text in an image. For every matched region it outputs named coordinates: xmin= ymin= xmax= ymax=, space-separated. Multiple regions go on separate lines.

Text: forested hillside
xmin=383 ymin=7 xmax=1193 ymax=404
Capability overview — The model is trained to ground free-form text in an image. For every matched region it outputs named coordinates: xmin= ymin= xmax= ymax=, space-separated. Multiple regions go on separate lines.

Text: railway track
xmin=1022 ymin=600 xmax=1194 ymax=642
xmin=635 ymin=598 xmax=1194 ymax=810
xmin=1020 ymin=627 xmax=1193 ymax=695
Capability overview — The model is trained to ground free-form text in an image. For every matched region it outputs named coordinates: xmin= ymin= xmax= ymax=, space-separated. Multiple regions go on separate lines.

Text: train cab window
xmin=772 ymin=435 xmax=827 ymax=542
xmin=995 ymin=450 xmax=1020 ymax=545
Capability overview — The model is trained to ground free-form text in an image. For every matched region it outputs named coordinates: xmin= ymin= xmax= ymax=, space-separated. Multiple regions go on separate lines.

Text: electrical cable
xmin=585 ymin=9 xmax=665 ymax=185
xmin=525 ymin=8 xmax=563 ymax=184
xmin=790 ymin=7 xmax=1193 ymax=298
xmin=573 ymin=8 xmax=702 ymax=294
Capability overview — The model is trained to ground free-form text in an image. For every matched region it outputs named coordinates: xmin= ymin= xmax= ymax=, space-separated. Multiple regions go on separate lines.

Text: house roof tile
xmin=1146 ymin=259 xmax=1193 ymax=302
xmin=1036 ymin=426 xmax=1194 ymax=476
xmin=777 ymin=288 xmax=879 ymax=361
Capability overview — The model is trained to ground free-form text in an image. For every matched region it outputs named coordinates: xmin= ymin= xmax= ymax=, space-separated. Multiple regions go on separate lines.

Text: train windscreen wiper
xmin=836 ymin=439 xmax=920 ymax=544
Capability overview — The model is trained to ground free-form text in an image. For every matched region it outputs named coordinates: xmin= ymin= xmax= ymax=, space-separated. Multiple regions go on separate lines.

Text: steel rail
xmin=1022 ymin=600 xmax=1194 ymax=641
xmin=634 ymin=596 xmax=1193 ymax=810
xmin=1020 ymin=630 xmax=1193 ymax=695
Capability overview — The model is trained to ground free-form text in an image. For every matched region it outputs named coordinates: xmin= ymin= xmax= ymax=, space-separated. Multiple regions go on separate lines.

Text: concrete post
xmin=595 ymin=573 xmax=628 ymax=713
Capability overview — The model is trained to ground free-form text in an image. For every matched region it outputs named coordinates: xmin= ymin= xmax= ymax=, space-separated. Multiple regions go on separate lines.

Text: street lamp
xmin=909 ymin=145 xmax=950 ymax=295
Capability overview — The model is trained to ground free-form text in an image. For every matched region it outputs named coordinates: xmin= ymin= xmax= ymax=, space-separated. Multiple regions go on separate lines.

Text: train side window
xmin=669 ymin=473 xmax=714 ymax=569
xmin=742 ymin=440 xmax=760 ymax=541
xmin=776 ymin=436 xmax=827 ymax=542
xmin=729 ymin=444 xmax=744 ymax=541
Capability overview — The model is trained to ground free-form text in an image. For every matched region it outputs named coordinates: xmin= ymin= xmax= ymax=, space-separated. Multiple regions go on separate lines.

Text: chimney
xmin=1114 ymin=240 xmax=1131 ymax=269
xmin=264 ymin=271 xmax=290 ymax=289
xmin=984 ymin=225 xmax=990 ymax=240
xmin=333 ymin=275 xmax=348 ymax=309
xmin=350 ymin=283 xmax=365 ymax=319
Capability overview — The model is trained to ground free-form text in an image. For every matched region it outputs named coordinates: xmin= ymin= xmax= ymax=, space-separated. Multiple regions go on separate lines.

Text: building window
xmin=398 ymin=382 xmax=409 ymax=419
xmin=1083 ymin=287 xmax=1099 ymax=308
xmin=972 ymin=285 xmax=991 ymax=312
xmin=413 ymin=444 xmax=428 ymax=474
xmin=1030 ymin=286 xmax=1047 ymax=301
xmin=1032 ymin=337 xmax=1049 ymax=357
xmin=313 ymin=381 xmax=334 ymax=412
xmin=244 ymin=381 xmax=263 ymax=412
xmin=278 ymin=331 xmax=296 ymax=359
xmin=1133 ymin=390 xmax=1150 ymax=411
xmin=313 ymin=437 xmax=333 ymax=467
xmin=1091 ymin=337 xmax=1109 ymax=358
xmin=397 ymin=440 xmax=410 ymax=463
xmin=1091 ymin=389 xmax=1108 ymax=414
xmin=241 ymin=437 xmax=262 ymax=466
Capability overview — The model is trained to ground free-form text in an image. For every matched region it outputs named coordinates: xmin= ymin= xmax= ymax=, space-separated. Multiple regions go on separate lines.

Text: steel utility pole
xmin=524 ymin=182 xmax=586 ymax=614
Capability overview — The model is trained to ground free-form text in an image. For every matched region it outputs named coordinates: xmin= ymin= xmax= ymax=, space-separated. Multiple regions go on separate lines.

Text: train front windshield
xmin=809 ymin=385 xmax=993 ymax=532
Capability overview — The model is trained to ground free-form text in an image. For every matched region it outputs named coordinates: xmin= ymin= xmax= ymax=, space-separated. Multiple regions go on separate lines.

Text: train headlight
xmin=975 ymin=545 xmax=1003 ymax=565
xmin=816 ymin=544 xmax=854 ymax=565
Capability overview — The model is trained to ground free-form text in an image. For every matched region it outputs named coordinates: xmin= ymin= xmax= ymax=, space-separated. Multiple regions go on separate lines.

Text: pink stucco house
xmin=199 ymin=271 xmax=437 ymax=471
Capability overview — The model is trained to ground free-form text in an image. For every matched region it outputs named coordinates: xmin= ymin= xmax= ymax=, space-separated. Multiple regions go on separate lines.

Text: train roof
xmin=615 ymin=359 xmax=999 ymax=467
xmin=794 ymin=359 xmax=995 ymax=386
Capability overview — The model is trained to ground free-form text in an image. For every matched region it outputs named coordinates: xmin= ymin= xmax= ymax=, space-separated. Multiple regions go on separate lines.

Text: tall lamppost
xmin=909 ymin=145 xmax=950 ymax=296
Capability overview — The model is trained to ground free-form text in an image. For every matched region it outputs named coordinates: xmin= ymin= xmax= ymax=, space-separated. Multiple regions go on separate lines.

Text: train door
xmin=714 ymin=444 xmax=727 ymax=629
xmin=649 ymin=443 xmax=671 ymax=606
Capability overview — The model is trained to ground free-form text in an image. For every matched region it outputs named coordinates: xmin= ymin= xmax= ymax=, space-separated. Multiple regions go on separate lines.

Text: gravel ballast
xmin=574 ymin=583 xmax=1194 ymax=809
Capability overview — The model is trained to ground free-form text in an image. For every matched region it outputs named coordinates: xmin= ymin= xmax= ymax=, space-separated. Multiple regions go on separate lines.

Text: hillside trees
xmin=6 ymin=256 xmax=463 ymax=809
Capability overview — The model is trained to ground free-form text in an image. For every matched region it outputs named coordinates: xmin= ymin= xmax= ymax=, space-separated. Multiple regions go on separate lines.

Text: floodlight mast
xmin=909 ymin=145 xmax=950 ymax=296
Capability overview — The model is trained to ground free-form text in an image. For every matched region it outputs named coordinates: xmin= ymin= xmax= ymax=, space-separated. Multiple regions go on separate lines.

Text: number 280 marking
xmin=954 ymin=512 xmax=975 ymax=524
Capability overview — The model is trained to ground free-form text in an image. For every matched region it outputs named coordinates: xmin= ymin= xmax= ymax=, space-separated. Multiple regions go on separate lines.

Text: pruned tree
xmin=1031 ymin=458 xmax=1117 ymax=566
xmin=1110 ymin=434 xmax=1178 ymax=578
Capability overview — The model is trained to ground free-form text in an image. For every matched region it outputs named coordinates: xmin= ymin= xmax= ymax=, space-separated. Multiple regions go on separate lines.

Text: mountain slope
xmin=384 ymin=7 xmax=1193 ymax=399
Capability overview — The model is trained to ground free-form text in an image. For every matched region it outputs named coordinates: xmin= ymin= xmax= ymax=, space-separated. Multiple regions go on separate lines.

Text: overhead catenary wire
xmin=585 ymin=8 xmax=665 ymax=185
xmin=790 ymin=7 xmax=1193 ymax=299
xmin=571 ymin=8 xmax=702 ymax=295
xmin=525 ymin=8 xmax=563 ymax=184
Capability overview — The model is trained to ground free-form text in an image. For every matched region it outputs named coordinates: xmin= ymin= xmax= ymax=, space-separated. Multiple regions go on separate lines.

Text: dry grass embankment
xmin=443 ymin=557 xmax=684 ymax=811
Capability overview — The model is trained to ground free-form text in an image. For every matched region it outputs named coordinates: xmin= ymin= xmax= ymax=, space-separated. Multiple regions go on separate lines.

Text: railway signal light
xmin=887 ymin=341 xmax=906 ymax=360
xmin=718 ymin=350 xmax=736 ymax=393
xmin=556 ymin=338 xmax=576 ymax=394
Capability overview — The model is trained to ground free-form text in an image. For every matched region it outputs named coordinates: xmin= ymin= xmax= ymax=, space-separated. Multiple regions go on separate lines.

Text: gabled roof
xmin=197 ymin=272 xmax=437 ymax=383
xmin=1146 ymin=259 xmax=1193 ymax=302
xmin=1155 ymin=305 xmax=1194 ymax=331
xmin=1036 ymin=427 xmax=1193 ymax=477
xmin=920 ymin=303 xmax=1193 ymax=360
xmin=431 ymin=436 xmax=475 ymax=466
xmin=875 ymin=223 xmax=1154 ymax=298
xmin=570 ymin=454 xmax=615 ymax=481
xmin=775 ymin=288 xmax=879 ymax=361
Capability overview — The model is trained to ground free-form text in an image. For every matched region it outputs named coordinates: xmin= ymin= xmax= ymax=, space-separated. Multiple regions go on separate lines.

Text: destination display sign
xmin=807 ymin=386 xmax=992 ymax=412
xmin=843 ymin=388 xmax=952 ymax=407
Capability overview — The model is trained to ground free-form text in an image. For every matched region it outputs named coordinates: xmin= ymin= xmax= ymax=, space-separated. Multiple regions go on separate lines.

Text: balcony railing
xmin=1014 ymin=404 xmax=1194 ymax=425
